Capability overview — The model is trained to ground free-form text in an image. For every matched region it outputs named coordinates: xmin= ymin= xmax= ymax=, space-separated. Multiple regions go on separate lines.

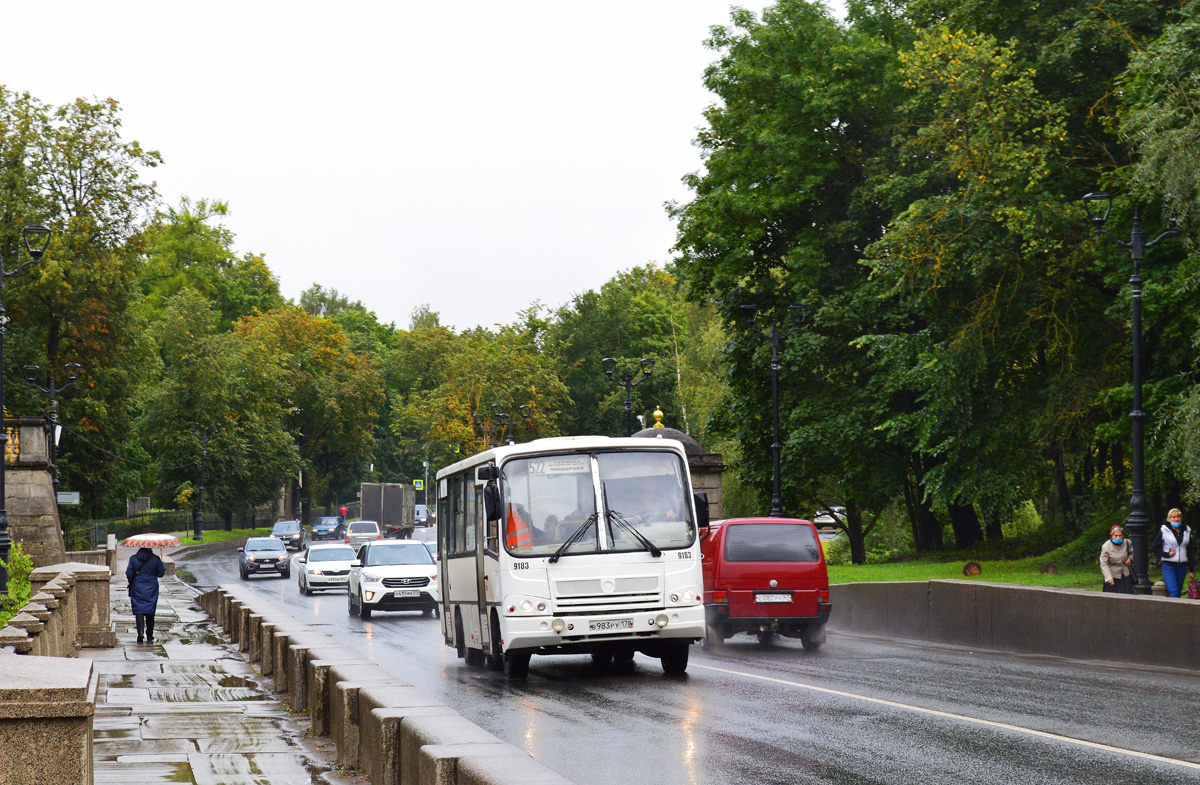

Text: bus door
xmin=436 ymin=477 xmax=450 ymax=641
xmin=475 ymin=467 xmax=501 ymax=656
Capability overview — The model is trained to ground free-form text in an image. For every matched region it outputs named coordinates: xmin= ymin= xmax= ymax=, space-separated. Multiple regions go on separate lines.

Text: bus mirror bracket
xmin=483 ymin=484 xmax=502 ymax=521
xmin=694 ymin=492 xmax=709 ymax=531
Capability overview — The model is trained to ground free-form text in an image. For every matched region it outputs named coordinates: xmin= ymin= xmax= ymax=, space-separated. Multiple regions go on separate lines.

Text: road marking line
xmin=691 ymin=663 xmax=1200 ymax=770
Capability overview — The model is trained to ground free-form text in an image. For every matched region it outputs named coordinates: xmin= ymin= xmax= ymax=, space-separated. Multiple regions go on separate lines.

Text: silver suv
xmin=345 ymin=520 xmax=382 ymax=548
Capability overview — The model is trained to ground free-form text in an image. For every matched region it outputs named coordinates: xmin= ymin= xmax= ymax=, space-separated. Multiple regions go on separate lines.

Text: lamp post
xmin=741 ymin=303 xmax=807 ymax=518
xmin=0 ymin=225 xmax=50 ymax=595
xmin=601 ymin=357 xmax=655 ymax=437
xmin=473 ymin=412 xmax=500 ymax=449
xmin=21 ymin=362 xmax=82 ymax=498
xmin=1082 ymin=192 xmax=1178 ymax=593
xmin=190 ymin=424 xmax=220 ymax=542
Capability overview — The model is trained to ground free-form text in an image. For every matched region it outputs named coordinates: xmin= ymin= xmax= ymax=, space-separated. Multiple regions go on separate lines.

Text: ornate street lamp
xmin=21 ymin=362 xmax=82 ymax=498
xmin=190 ymin=424 xmax=221 ymax=541
xmin=601 ymin=357 xmax=655 ymax=437
xmin=0 ymin=225 xmax=50 ymax=595
xmin=1082 ymin=192 xmax=1178 ymax=593
xmin=741 ymin=303 xmax=808 ymax=518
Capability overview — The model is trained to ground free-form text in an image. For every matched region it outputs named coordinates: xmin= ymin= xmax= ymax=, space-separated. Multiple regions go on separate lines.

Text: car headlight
xmin=309 ymin=569 xmax=323 ymax=575
xmin=246 ymin=555 xmax=257 ymax=562
xmin=362 ymin=572 xmax=382 ymax=583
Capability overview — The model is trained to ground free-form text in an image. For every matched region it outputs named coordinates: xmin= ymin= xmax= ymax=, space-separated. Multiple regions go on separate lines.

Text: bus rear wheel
xmin=660 ymin=641 xmax=689 ymax=675
xmin=502 ymin=651 xmax=531 ymax=680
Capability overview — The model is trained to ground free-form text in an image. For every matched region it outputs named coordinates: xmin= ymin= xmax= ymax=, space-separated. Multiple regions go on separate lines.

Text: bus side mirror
xmin=477 ymin=465 xmax=499 ymax=481
xmin=694 ymin=492 xmax=709 ymax=531
xmin=483 ymin=485 xmax=502 ymax=521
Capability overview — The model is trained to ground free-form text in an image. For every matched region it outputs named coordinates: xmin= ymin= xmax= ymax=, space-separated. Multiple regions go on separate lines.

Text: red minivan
xmin=700 ymin=517 xmax=831 ymax=650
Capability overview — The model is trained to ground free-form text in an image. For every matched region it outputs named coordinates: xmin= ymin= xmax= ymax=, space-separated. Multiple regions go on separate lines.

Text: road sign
xmin=413 ymin=479 xmax=424 ymax=491
xmin=57 ymin=491 xmax=81 ymax=505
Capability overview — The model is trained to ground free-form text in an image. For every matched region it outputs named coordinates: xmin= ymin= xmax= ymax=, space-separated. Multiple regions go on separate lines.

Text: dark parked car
xmin=272 ymin=520 xmax=306 ymax=550
xmin=311 ymin=516 xmax=344 ymax=541
xmin=239 ymin=537 xmax=291 ymax=580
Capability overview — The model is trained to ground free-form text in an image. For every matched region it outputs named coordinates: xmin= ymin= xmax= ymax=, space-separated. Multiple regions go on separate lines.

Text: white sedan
xmin=347 ymin=540 xmax=439 ymax=619
xmin=297 ymin=543 xmax=357 ymax=594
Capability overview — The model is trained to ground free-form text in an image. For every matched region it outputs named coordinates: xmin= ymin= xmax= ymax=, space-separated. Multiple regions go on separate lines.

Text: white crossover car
xmin=296 ymin=543 xmax=357 ymax=594
xmin=347 ymin=540 xmax=439 ymax=619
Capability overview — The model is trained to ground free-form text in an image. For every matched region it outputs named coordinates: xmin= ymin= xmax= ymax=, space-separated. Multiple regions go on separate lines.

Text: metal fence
xmin=67 ymin=508 xmax=276 ymax=551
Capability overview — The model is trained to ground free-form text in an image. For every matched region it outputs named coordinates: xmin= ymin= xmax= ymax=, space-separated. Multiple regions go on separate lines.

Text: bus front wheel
xmin=502 ymin=651 xmax=531 ymax=680
xmin=660 ymin=641 xmax=689 ymax=675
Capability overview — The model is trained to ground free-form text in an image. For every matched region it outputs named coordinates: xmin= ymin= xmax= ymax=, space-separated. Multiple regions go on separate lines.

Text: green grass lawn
xmin=827 ymin=557 xmax=1114 ymax=590
xmin=165 ymin=527 xmax=273 ymax=545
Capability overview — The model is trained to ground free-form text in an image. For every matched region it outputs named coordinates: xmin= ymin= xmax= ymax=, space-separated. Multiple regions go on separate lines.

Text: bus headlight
xmin=668 ymin=585 xmax=702 ymax=605
xmin=552 ymin=618 xmax=566 ymax=633
xmin=504 ymin=595 xmax=551 ymax=615
xmin=655 ymin=613 xmax=669 ymax=628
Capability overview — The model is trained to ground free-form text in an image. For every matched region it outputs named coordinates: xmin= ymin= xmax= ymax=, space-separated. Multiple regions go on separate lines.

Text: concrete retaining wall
xmin=197 ymin=584 xmax=577 ymax=785
xmin=829 ymin=580 xmax=1200 ymax=670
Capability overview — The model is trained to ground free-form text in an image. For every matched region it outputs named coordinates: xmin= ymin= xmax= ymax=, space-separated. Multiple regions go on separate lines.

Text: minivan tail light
xmin=711 ymin=590 xmax=728 ymax=604
xmin=818 ymin=590 xmax=830 ymax=602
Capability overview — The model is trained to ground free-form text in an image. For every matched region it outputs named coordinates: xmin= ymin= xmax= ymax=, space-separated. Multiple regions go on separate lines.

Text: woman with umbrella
xmin=126 ymin=544 xmax=167 ymax=643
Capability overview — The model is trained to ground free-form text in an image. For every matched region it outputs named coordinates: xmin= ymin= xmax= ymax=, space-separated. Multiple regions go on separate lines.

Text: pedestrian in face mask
xmin=1150 ymin=509 xmax=1195 ymax=598
xmin=1100 ymin=525 xmax=1134 ymax=594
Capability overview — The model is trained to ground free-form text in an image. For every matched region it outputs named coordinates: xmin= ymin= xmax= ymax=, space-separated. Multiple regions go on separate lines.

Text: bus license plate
xmin=393 ymin=589 xmax=419 ymax=598
xmin=756 ymin=593 xmax=792 ymax=603
xmin=590 ymin=619 xmax=633 ymax=632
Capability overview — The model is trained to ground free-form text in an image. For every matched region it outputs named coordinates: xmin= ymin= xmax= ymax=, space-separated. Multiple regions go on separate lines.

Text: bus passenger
xmin=506 ymin=503 xmax=533 ymax=550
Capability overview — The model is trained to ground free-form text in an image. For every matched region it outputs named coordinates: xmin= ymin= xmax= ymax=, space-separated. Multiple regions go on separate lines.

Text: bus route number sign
xmin=527 ymin=456 xmax=589 ymax=476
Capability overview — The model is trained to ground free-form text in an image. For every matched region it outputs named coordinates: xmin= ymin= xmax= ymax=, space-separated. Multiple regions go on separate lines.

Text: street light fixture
xmin=190 ymin=423 xmax=221 ymax=542
xmin=0 ymin=224 xmax=50 ymax=595
xmin=601 ymin=357 xmax=655 ymax=437
xmin=21 ymin=362 xmax=82 ymax=498
xmin=1082 ymin=191 xmax=1178 ymax=593
xmin=741 ymin=303 xmax=808 ymax=518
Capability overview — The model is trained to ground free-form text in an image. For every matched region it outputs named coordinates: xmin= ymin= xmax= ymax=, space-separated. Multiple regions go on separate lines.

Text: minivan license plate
xmin=590 ymin=619 xmax=633 ymax=632
xmin=393 ymin=589 xmax=419 ymax=598
xmin=756 ymin=593 xmax=792 ymax=603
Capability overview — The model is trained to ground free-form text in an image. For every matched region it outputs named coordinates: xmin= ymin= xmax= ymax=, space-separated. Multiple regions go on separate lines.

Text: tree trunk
xmin=948 ymin=501 xmax=984 ymax=547
xmin=223 ymin=510 xmax=232 ymax=532
xmin=1052 ymin=442 xmax=1075 ymax=533
xmin=845 ymin=498 xmax=867 ymax=565
xmin=986 ymin=513 xmax=1003 ymax=542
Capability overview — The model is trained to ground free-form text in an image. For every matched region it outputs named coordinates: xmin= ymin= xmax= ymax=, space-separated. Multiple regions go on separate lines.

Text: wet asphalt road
xmin=179 ymin=546 xmax=1200 ymax=785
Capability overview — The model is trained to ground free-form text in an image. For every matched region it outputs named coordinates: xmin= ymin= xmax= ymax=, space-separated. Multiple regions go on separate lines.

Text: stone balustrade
xmin=0 ymin=561 xmax=117 ymax=656
xmin=198 ymin=585 xmax=578 ymax=785
xmin=0 ymin=650 xmax=98 ymax=785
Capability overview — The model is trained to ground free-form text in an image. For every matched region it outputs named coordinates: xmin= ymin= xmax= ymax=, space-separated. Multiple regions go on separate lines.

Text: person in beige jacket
xmin=1100 ymin=524 xmax=1134 ymax=593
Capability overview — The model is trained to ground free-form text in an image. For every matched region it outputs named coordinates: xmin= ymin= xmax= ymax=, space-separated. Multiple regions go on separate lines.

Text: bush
xmin=0 ymin=542 xmax=35 ymax=627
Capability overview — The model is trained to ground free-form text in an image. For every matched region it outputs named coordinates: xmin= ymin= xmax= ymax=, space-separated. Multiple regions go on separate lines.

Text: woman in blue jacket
xmin=126 ymin=546 xmax=166 ymax=643
xmin=1151 ymin=508 xmax=1195 ymax=598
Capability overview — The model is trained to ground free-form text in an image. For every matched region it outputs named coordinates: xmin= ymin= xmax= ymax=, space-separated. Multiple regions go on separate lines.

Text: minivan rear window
xmin=724 ymin=524 xmax=820 ymax=563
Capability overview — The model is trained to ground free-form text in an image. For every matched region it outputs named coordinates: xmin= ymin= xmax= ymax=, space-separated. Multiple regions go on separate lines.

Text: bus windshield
xmin=500 ymin=450 xmax=694 ymax=558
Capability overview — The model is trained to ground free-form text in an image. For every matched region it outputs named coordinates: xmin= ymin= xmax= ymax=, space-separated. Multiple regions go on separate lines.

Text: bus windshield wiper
xmin=548 ymin=514 xmax=598 ymax=564
xmin=602 ymin=483 xmax=662 ymax=557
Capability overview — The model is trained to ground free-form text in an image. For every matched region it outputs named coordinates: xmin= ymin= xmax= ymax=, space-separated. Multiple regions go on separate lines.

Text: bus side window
xmin=464 ymin=479 xmax=477 ymax=551
xmin=454 ymin=475 xmax=467 ymax=555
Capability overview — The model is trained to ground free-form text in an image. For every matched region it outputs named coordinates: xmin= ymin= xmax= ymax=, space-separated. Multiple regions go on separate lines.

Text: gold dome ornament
xmin=653 ymin=406 xmax=665 ymax=428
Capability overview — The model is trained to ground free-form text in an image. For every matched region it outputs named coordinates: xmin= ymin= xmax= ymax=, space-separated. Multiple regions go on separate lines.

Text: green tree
xmin=136 ymin=289 xmax=299 ymax=517
xmin=236 ymin=307 xmax=384 ymax=518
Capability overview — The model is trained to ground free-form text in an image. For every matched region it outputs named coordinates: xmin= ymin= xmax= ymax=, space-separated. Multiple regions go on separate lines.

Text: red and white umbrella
xmin=121 ymin=533 xmax=183 ymax=555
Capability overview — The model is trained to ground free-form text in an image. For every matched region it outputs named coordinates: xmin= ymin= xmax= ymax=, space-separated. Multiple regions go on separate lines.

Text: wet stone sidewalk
xmin=85 ymin=576 xmax=359 ymax=785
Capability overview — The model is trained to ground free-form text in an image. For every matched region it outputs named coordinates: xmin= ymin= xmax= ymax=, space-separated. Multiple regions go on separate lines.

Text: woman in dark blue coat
xmin=126 ymin=546 xmax=166 ymax=643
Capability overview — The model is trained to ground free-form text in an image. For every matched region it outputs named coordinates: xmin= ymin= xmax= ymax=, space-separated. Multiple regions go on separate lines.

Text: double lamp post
xmin=601 ymin=357 xmax=654 ymax=437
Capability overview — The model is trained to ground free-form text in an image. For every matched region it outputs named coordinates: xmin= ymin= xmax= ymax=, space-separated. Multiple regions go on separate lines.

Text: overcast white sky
xmin=0 ymin=1 xmax=845 ymax=331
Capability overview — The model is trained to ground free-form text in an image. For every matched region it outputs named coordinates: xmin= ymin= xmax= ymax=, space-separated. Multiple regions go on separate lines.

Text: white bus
xmin=435 ymin=436 xmax=709 ymax=679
